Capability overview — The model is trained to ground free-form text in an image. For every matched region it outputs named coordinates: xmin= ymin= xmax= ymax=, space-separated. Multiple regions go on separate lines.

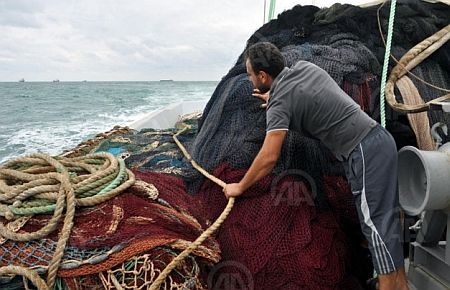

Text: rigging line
xmin=264 ymin=0 xmax=267 ymax=24
xmin=379 ymin=0 xmax=397 ymax=128
xmin=377 ymin=1 xmax=450 ymax=93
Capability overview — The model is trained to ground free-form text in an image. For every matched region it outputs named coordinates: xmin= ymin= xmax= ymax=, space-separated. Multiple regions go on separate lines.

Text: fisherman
xmin=223 ymin=42 xmax=409 ymax=290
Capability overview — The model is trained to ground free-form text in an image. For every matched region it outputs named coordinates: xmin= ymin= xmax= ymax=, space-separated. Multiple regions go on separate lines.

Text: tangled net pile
xmin=1 ymin=1 xmax=449 ymax=289
xmin=187 ymin=0 xmax=450 ymax=288
xmin=0 ymin=152 xmax=219 ymax=289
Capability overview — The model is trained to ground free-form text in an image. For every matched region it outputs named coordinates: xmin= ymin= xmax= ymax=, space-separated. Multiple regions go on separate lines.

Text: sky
xmin=0 ymin=0 xmax=372 ymax=81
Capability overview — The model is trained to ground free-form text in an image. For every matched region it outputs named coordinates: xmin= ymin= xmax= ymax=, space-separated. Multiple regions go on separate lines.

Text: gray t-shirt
xmin=267 ymin=61 xmax=377 ymax=160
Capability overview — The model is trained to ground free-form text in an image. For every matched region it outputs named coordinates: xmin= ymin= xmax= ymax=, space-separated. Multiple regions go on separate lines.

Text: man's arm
xmin=223 ymin=130 xmax=287 ymax=198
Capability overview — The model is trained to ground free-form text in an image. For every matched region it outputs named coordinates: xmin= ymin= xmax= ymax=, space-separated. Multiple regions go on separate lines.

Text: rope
xmin=263 ymin=0 xmax=267 ymax=24
xmin=267 ymin=0 xmax=277 ymax=22
xmin=149 ymin=125 xmax=235 ymax=290
xmin=0 ymin=153 xmax=133 ymax=216
xmin=0 ymin=152 xmax=135 ymax=289
xmin=379 ymin=0 xmax=397 ymax=128
xmin=0 ymin=266 xmax=48 ymax=290
xmin=396 ymin=76 xmax=435 ymax=150
xmin=377 ymin=2 xmax=450 ymax=93
xmin=385 ymin=24 xmax=450 ymax=113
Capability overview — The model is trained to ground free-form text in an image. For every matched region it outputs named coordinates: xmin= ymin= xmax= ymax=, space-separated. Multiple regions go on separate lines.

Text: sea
xmin=0 ymin=81 xmax=217 ymax=164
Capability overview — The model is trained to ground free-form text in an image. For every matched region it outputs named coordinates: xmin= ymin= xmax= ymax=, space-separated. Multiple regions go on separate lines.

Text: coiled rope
xmin=0 ymin=152 xmax=135 ymax=289
xmin=385 ymin=24 xmax=450 ymax=113
xmin=0 ymin=126 xmax=232 ymax=290
xmin=377 ymin=2 xmax=450 ymax=94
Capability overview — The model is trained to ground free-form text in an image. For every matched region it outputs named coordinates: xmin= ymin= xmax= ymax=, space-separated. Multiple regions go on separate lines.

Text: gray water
xmin=0 ymin=81 xmax=217 ymax=163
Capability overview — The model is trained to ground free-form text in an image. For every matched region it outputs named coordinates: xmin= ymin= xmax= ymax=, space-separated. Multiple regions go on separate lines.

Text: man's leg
xmin=344 ymin=126 xmax=408 ymax=290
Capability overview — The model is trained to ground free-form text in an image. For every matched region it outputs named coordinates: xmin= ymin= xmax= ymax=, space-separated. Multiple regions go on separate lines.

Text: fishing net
xmin=185 ymin=1 xmax=450 ymax=288
xmin=195 ymin=0 xmax=450 ymax=182
xmin=62 ymin=246 xmax=212 ymax=290
xmin=0 ymin=238 xmax=114 ymax=273
xmin=2 ymin=1 xmax=449 ymax=289
xmin=0 ymin=170 xmax=219 ymax=289
xmin=97 ymin=248 xmax=206 ymax=290
xmin=183 ymin=165 xmax=362 ymax=289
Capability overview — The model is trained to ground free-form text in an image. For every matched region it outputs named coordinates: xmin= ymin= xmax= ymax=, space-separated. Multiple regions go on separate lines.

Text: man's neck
xmin=270 ymin=67 xmax=289 ymax=94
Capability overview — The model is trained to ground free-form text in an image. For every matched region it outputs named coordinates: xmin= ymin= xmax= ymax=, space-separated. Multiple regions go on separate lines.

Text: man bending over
xmin=224 ymin=42 xmax=408 ymax=290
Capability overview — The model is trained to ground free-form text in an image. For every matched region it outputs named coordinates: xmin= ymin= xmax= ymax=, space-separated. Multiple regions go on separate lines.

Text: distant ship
xmin=159 ymin=79 xmax=174 ymax=82
xmin=18 ymin=78 xmax=25 ymax=82
xmin=53 ymin=79 xmax=60 ymax=83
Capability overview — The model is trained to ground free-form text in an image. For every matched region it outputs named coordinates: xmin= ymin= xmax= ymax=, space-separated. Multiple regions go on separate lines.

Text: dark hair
xmin=244 ymin=42 xmax=285 ymax=78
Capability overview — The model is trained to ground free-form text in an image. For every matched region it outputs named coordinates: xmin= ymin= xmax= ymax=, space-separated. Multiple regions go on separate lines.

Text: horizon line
xmin=0 ymin=80 xmax=220 ymax=83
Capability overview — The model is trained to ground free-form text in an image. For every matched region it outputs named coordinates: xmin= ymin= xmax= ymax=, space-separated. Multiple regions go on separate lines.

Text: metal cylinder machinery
xmin=398 ymin=142 xmax=450 ymax=216
xmin=397 ymin=140 xmax=450 ymax=290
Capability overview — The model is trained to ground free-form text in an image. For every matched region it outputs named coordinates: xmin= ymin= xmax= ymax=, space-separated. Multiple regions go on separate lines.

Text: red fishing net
xmin=0 ymin=172 xmax=220 ymax=289
xmin=137 ymin=164 xmax=365 ymax=289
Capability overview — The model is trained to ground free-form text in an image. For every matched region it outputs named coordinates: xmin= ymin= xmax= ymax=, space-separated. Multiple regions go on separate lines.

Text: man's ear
xmin=260 ymin=71 xmax=269 ymax=82
xmin=260 ymin=71 xmax=272 ymax=85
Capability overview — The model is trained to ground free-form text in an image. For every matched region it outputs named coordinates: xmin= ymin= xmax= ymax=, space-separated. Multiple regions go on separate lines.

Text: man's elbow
xmin=265 ymin=152 xmax=280 ymax=167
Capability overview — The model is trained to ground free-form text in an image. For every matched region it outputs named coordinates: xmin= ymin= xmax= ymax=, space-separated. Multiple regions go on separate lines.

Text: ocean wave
xmin=0 ymin=81 xmax=217 ymax=164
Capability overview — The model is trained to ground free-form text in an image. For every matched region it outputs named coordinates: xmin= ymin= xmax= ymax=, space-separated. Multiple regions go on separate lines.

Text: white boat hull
xmin=129 ymin=100 xmax=207 ymax=130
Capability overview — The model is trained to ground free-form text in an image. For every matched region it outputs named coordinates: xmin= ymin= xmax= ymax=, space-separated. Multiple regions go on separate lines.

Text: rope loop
xmin=0 ymin=152 xmax=135 ymax=289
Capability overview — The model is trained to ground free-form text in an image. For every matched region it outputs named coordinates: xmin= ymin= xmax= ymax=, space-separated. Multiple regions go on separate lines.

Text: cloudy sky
xmin=0 ymin=0 xmax=370 ymax=81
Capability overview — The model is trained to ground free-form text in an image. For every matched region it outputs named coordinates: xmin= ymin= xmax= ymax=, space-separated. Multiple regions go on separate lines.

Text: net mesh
xmin=1 ymin=1 xmax=449 ymax=289
xmin=0 ymin=238 xmax=113 ymax=272
xmin=98 ymin=248 xmax=205 ymax=290
xmin=183 ymin=1 xmax=449 ymax=288
xmin=61 ymin=247 xmax=208 ymax=290
xmin=0 ymin=172 xmax=219 ymax=289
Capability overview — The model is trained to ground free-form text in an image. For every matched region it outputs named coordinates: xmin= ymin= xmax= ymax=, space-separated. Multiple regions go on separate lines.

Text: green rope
xmin=11 ymin=202 xmax=56 ymax=215
xmin=379 ymin=0 xmax=397 ymax=128
xmin=75 ymin=172 xmax=116 ymax=196
xmin=20 ymin=199 xmax=53 ymax=209
xmin=267 ymin=0 xmax=276 ymax=22
xmin=8 ymin=156 xmax=127 ymax=216
xmin=99 ymin=159 xmax=127 ymax=195
xmin=77 ymin=176 xmax=114 ymax=198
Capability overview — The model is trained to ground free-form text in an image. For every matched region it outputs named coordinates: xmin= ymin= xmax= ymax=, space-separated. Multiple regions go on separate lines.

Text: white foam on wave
xmin=97 ymin=108 xmax=157 ymax=125
xmin=0 ymin=86 xmax=215 ymax=164
xmin=1 ymin=116 xmax=131 ymax=164
xmin=0 ymin=101 xmax=181 ymax=164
